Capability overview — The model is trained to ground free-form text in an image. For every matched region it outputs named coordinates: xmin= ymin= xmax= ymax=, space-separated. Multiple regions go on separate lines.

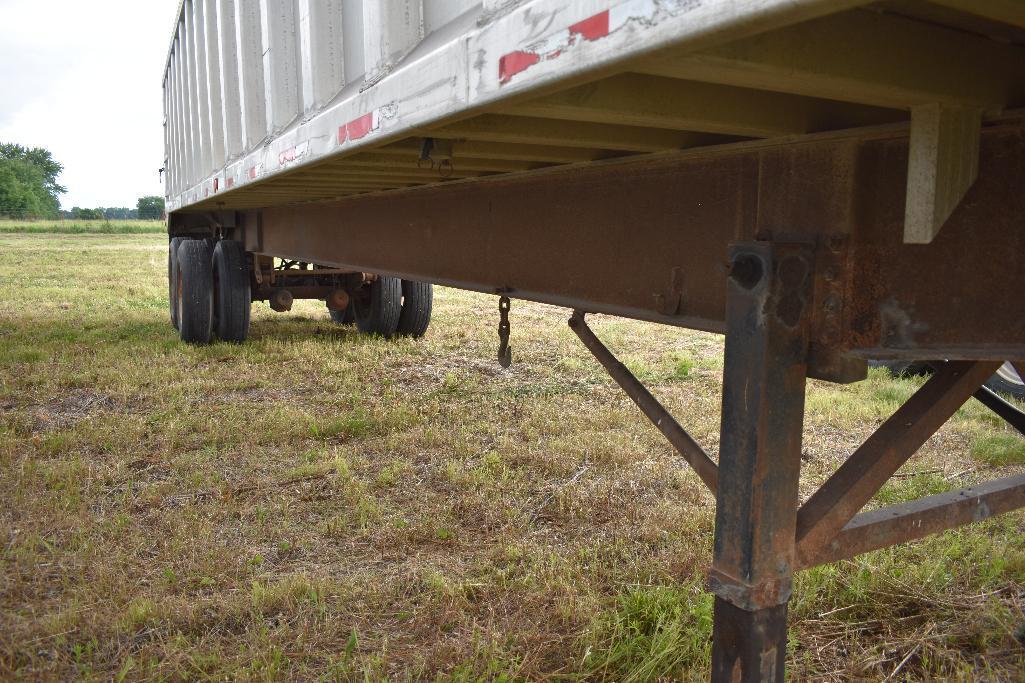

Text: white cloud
xmin=0 ymin=0 xmax=179 ymax=209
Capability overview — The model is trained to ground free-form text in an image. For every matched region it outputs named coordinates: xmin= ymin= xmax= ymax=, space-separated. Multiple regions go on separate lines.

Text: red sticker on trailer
xmin=568 ymin=10 xmax=610 ymax=41
xmin=498 ymin=8 xmax=612 ymax=85
xmin=498 ymin=51 xmax=541 ymax=84
xmin=338 ymin=112 xmax=378 ymax=145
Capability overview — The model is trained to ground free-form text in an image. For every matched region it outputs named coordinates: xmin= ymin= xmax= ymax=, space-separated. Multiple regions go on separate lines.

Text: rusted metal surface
xmin=712 ymin=599 xmax=788 ymax=683
xmin=794 ymin=361 xmax=1001 ymax=567
xmin=568 ymin=310 xmax=719 ymax=494
xmin=269 ymin=289 xmax=293 ymax=312
xmin=223 ymin=119 xmax=1025 ymax=363
xmin=326 ymin=289 xmax=351 ymax=312
xmin=709 ymin=243 xmax=812 ymax=681
xmin=799 ymin=474 xmax=1025 ymax=569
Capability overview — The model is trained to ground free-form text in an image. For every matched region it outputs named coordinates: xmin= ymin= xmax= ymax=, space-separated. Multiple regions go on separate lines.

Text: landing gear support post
xmin=709 ymin=243 xmax=813 ymax=682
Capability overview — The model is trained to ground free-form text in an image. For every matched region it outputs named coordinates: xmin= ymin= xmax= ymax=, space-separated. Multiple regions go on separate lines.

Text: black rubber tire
xmin=177 ymin=239 xmax=214 ymax=344
xmin=353 ymin=276 xmax=402 ymax=338
xmin=168 ymin=237 xmax=184 ymax=330
xmin=986 ymin=362 xmax=1025 ymax=401
xmin=397 ymin=280 xmax=432 ymax=338
xmin=328 ymin=303 xmax=355 ymax=325
xmin=212 ymin=240 xmax=251 ymax=343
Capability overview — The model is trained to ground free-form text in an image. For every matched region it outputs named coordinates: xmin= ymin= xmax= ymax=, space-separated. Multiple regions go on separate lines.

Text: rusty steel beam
xmin=709 ymin=243 xmax=813 ymax=681
xmin=794 ymin=361 xmax=1001 ymax=566
xmin=568 ymin=310 xmax=719 ymax=494
xmin=799 ymin=474 xmax=1025 ymax=568
xmin=216 ymin=120 xmax=1025 ymax=362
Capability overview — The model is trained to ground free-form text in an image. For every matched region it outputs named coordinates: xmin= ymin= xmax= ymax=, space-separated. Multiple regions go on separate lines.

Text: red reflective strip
xmin=346 ymin=112 xmax=375 ymax=141
xmin=226 ymin=177 xmax=234 ymax=188
xmin=248 ymin=167 xmax=257 ymax=179
xmin=338 ymin=125 xmax=348 ymax=144
xmin=568 ymin=10 xmax=610 ymax=41
xmin=498 ymin=50 xmax=540 ymax=84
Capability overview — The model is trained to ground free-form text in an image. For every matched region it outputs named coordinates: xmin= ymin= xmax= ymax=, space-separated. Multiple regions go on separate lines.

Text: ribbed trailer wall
xmin=162 ymin=0 xmax=1025 ymax=248
xmin=164 ymin=0 xmax=468 ymax=197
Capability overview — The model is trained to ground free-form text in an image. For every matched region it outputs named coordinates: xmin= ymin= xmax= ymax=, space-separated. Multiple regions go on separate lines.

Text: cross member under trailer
xmin=171 ymin=117 xmax=1025 ymax=680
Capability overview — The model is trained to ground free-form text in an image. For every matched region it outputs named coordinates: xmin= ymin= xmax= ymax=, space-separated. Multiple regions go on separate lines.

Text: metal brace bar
xmin=795 ymin=360 xmax=1001 ymax=566
xmin=974 ymin=384 xmax=1025 ymax=437
xmin=568 ymin=310 xmax=719 ymax=495
xmin=799 ymin=473 xmax=1025 ymax=569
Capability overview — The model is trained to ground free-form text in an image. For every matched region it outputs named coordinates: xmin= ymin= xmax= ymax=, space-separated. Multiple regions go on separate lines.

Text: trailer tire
xmin=328 ymin=304 xmax=355 ymax=325
xmin=177 ymin=239 xmax=214 ymax=344
xmin=354 ymin=276 xmax=401 ymax=338
xmin=212 ymin=240 xmax=251 ymax=342
xmin=986 ymin=362 xmax=1025 ymax=401
xmin=168 ymin=237 xmax=184 ymax=330
xmin=397 ymin=280 xmax=432 ymax=338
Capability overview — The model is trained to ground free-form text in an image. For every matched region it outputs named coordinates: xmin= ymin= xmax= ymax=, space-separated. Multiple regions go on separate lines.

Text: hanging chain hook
xmin=497 ymin=295 xmax=512 ymax=368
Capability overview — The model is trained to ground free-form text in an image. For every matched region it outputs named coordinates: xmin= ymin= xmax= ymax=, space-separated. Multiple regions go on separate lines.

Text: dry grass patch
xmin=0 ymin=233 xmax=1024 ymax=680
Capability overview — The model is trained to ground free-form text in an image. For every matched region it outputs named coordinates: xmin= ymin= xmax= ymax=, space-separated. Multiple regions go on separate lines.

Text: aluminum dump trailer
xmin=163 ymin=1 xmax=1025 ymax=679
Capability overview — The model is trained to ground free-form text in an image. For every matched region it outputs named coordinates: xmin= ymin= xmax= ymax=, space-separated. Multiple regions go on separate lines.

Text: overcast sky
xmin=0 ymin=0 xmax=177 ymax=209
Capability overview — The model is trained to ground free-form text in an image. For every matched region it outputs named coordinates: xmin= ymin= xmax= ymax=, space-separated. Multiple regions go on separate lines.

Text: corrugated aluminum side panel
xmin=163 ymin=0 xmax=853 ymax=210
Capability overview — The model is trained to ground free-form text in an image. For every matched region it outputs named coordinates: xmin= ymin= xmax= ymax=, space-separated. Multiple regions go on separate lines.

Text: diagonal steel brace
xmin=795 ymin=360 xmax=1001 ymax=566
xmin=569 ymin=310 xmax=719 ymax=495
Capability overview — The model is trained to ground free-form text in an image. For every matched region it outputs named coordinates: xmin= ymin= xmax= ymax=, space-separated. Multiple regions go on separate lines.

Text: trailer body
xmin=162 ymin=1 xmax=1025 ymax=680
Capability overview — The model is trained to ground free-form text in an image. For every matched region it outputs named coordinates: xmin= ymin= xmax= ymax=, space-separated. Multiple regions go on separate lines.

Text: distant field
xmin=0 ymin=219 xmax=164 ymax=234
xmin=1 ymin=233 xmax=1024 ymax=680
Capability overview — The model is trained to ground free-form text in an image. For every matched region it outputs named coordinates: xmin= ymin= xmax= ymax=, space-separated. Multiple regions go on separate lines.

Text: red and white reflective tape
xmin=498 ymin=0 xmax=667 ymax=85
xmin=338 ymin=109 xmax=386 ymax=145
xmin=278 ymin=141 xmax=310 ymax=167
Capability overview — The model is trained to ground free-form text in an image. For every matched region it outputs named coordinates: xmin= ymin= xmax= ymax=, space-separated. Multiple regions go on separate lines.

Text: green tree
xmin=71 ymin=207 xmax=103 ymax=220
xmin=137 ymin=196 xmax=165 ymax=220
xmin=0 ymin=143 xmax=65 ymax=218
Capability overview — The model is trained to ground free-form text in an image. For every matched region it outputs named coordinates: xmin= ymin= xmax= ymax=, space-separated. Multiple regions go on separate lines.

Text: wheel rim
xmin=352 ymin=285 xmax=372 ymax=321
xmin=996 ymin=361 xmax=1023 ymax=387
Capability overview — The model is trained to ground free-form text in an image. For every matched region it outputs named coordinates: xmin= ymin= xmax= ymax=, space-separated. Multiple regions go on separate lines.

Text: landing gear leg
xmin=709 ymin=243 xmax=813 ymax=682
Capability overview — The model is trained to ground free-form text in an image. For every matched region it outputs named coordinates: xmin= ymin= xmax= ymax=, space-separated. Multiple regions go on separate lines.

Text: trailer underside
xmin=165 ymin=1 xmax=1025 ymax=680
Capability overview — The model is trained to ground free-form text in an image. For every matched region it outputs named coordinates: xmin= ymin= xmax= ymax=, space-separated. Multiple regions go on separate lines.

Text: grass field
xmin=0 ymin=219 xmax=165 ymax=234
xmin=1 ymin=232 xmax=1024 ymax=680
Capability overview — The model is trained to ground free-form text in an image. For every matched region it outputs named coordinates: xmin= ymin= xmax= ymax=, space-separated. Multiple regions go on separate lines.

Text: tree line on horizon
xmin=0 ymin=142 xmax=165 ymax=221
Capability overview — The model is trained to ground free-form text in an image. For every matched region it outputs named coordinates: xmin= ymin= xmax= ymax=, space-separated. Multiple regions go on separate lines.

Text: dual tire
xmin=346 ymin=276 xmax=430 ymax=338
xmin=343 ymin=277 xmax=432 ymax=339
xmin=169 ymin=238 xmax=250 ymax=344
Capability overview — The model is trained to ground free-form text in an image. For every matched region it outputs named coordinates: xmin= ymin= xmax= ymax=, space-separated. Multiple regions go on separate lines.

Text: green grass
xmin=0 ymin=232 xmax=1023 ymax=680
xmin=0 ymin=219 xmax=165 ymax=234
xmin=972 ymin=432 xmax=1025 ymax=466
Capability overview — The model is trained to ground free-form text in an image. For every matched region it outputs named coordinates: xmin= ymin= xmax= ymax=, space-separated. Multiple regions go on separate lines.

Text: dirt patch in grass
xmin=1 ymin=233 xmax=1024 ymax=680
xmin=28 ymin=388 xmax=117 ymax=432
